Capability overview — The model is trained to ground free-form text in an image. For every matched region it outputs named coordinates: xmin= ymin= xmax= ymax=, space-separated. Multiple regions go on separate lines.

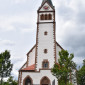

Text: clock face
xmin=43 ymin=6 xmax=49 ymax=10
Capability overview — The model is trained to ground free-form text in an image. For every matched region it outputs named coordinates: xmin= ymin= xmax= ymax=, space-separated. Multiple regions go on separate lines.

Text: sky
xmin=0 ymin=0 xmax=85 ymax=80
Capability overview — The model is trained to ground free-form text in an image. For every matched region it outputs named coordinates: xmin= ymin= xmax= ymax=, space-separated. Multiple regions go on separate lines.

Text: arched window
xmin=40 ymin=14 xmax=44 ymax=20
xmin=45 ymin=14 xmax=48 ymax=20
xmin=48 ymin=14 xmax=52 ymax=20
xmin=42 ymin=60 xmax=49 ymax=69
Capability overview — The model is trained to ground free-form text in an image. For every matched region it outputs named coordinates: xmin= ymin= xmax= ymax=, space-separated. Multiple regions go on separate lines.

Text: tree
xmin=7 ymin=76 xmax=18 ymax=85
xmin=0 ymin=76 xmax=18 ymax=85
xmin=77 ymin=59 xmax=85 ymax=85
xmin=0 ymin=50 xmax=13 ymax=84
xmin=51 ymin=50 xmax=76 ymax=85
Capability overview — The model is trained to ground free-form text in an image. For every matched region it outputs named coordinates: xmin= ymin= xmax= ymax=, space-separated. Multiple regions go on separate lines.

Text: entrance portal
xmin=23 ymin=76 xmax=33 ymax=85
xmin=25 ymin=78 xmax=31 ymax=85
xmin=40 ymin=76 xmax=50 ymax=85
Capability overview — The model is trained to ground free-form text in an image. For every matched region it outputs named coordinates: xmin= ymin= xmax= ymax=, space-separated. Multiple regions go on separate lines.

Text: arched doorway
xmin=23 ymin=76 xmax=33 ymax=85
xmin=40 ymin=76 xmax=50 ymax=85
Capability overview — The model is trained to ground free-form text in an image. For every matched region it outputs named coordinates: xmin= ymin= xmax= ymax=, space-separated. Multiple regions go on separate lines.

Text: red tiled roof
xmin=21 ymin=64 xmax=35 ymax=71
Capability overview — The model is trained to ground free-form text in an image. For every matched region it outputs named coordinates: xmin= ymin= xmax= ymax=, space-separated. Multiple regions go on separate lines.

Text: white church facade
xmin=18 ymin=0 xmax=63 ymax=85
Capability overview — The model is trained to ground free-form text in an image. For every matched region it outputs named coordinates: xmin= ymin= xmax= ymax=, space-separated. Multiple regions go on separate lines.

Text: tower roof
xmin=42 ymin=0 xmax=53 ymax=7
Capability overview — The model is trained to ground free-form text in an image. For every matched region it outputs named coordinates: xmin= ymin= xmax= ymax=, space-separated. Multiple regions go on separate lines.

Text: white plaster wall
xmin=21 ymin=70 xmax=58 ymax=85
xmin=40 ymin=3 xmax=53 ymax=11
xmin=39 ymin=12 xmax=54 ymax=22
xmin=37 ymin=23 xmax=55 ymax=71
xmin=28 ymin=47 xmax=36 ymax=66
xmin=56 ymin=45 xmax=62 ymax=63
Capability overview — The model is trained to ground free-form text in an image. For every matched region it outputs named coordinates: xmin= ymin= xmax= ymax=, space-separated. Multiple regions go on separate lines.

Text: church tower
xmin=35 ymin=0 xmax=56 ymax=71
xmin=18 ymin=0 xmax=63 ymax=85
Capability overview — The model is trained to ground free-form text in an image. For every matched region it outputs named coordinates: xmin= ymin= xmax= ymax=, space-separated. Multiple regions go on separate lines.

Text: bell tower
xmin=35 ymin=0 xmax=56 ymax=71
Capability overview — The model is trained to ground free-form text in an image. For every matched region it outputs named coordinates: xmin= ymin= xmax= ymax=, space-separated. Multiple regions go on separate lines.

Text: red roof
xmin=21 ymin=64 xmax=35 ymax=71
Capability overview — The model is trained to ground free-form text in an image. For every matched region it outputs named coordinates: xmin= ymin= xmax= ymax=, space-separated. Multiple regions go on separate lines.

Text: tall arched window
xmin=45 ymin=14 xmax=48 ymax=20
xmin=48 ymin=14 xmax=52 ymax=20
xmin=40 ymin=14 xmax=44 ymax=20
xmin=42 ymin=60 xmax=49 ymax=69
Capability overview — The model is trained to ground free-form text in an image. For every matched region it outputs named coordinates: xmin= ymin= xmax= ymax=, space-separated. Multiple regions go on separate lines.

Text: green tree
xmin=77 ymin=59 xmax=85 ymax=85
xmin=7 ymin=76 xmax=18 ymax=85
xmin=0 ymin=76 xmax=18 ymax=85
xmin=51 ymin=50 xmax=76 ymax=85
xmin=0 ymin=50 xmax=13 ymax=84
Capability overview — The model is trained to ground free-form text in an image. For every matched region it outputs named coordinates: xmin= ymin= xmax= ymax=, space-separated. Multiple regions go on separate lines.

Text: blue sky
xmin=0 ymin=0 xmax=85 ymax=80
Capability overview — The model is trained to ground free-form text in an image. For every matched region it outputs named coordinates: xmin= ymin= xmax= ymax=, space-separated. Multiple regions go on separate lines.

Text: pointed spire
xmin=42 ymin=0 xmax=53 ymax=7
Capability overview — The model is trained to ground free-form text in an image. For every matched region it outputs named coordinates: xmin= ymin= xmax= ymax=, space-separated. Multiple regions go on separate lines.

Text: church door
xmin=23 ymin=76 xmax=33 ymax=85
xmin=25 ymin=78 xmax=32 ymax=85
xmin=40 ymin=76 xmax=50 ymax=85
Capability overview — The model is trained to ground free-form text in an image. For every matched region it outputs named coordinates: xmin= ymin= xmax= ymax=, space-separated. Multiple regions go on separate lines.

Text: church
xmin=18 ymin=0 xmax=63 ymax=85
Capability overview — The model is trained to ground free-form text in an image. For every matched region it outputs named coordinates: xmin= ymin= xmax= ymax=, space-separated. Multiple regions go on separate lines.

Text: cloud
xmin=55 ymin=0 xmax=85 ymax=67
xmin=20 ymin=28 xmax=35 ymax=33
xmin=0 ymin=39 xmax=15 ymax=46
xmin=73 ymin=56 xmax=84 ymax=67
xmin=0 ymin=11 xmax=36 ymax=32
xmin=11 ymin=56 xmax=26 ymax=79
xmin=12 ymin=0 xmax=27 ymax=4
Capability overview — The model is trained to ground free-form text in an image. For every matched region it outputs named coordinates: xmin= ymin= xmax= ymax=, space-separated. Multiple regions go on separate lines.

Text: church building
xmin=18 ymin=0 xmax=63 ymax=85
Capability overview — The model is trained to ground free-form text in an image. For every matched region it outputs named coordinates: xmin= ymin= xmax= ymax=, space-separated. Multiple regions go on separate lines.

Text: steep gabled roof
xmin=42 ymin=0 xmax=53 ymax=7
xmin=38 ymin=0 xmax=55 ymax=11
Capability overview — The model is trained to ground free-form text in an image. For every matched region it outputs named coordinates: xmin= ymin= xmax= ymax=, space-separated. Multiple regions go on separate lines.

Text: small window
xmin=42 ymin=60 xmax=49 ymax=69
xmin=44 ymin=49 xmax=47 ymax=53
xmin=44 ymin=31 xmax=48 ymax=35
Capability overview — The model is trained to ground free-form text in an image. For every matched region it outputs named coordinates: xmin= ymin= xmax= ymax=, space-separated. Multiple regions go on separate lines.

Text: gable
xmin=38 ymin=2 xmax=54 ymax=11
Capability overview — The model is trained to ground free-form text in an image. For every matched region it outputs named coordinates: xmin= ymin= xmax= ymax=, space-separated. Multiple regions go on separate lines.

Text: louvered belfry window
xmin=40 ymin=14 xmax=44 ymax=20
